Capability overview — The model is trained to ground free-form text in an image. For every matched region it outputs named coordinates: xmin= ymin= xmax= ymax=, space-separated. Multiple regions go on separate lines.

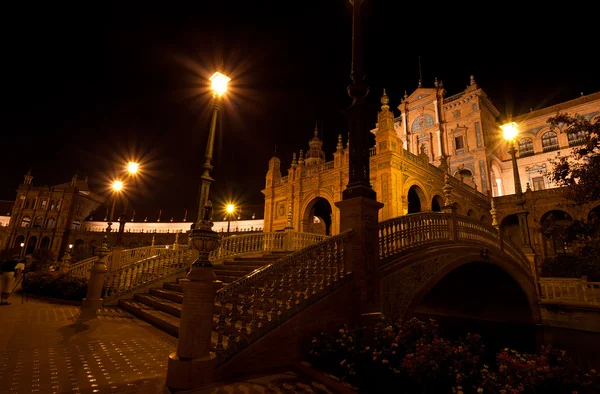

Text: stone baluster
xmin=214 ymin=299 xmax=227 ymax=354
xmin=260 ymin=281 xmax=271 ymax=324
xmin=239 ymin=293 xmax=249 ymax=334
xmin=81 ymin=236 xmax=110 ymax=317
xmin=228 ymin=294 xmax=239 ymax=344
xmin=250 ymin=286 xmax=260 ymax=332
xmin=269 ymin=278 xmax=280 ymax=320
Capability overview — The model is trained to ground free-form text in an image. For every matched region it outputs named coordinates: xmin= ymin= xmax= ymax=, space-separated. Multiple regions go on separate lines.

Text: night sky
xmin=1 ymin=1 xmax=597 ymax=221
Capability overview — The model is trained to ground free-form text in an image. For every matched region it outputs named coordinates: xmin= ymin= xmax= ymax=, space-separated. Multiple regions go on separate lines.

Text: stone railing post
xmin=59 ymin=250 xmax=72 ymax=274
xmin=166 ymin=219 xmax=222 ymax=391
xmin=441 ymin=173 xmax=458 ymax=241
xmin=335 ymin=196 xmax=384 ymax=326
xmin=81 ymin=236 xmax=110 ymax=317
xmin=283 ymin=206 xmax=295 ymax=251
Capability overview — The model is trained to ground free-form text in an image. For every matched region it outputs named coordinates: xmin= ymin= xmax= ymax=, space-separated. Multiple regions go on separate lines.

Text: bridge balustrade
xmin=379 ymin=211 xmax=530 ymax=273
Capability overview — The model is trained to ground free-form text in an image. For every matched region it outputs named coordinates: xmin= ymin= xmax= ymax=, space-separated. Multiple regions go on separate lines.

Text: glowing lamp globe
xmin=500 ymin=122 xmax=519 ymax=142
xmin=127 ymin=161 xmax=139 ymax=175
xmin=112 ymin=180 xmax=124 ymax=192
xmin=210 ymin=72 xmax=231 ymax=96
xmin=226 ymin=204 xmax=235 ymax=214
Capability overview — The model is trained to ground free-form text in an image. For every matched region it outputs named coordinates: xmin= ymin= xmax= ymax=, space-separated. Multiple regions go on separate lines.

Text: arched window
xmin=541 ymin=131 xmax=559 ymax=152
xmin=567 ymin=129 xmax=586 ymax=147
xmin=518 ymin=137 xmax=534 ymax=157
xmin=33 ymin=216 xmax=44 ymax=228
xmin=71 ymin=220 xmax=81 ymax=231
xmin=411 ymin=114 xmax=434 ymax=132
xmin=47 ymin=217 xmax=56 ymax=229
xmin=49 ymin=200 xmax=55 ymax=210
xmin=21 ymin=216 xmax=31 ymax=227
xmin=56 ymin=199 xmax=62 ymax=211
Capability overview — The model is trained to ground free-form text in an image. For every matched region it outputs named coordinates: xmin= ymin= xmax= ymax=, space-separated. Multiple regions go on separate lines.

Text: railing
xmin=539 ymin=277 xmax=600 ymax=306
xmin=369 ymin=147 xmax=376 ymax=156
xmin=68 ymin=256 xmax=99 ymax=279
xmin=101 ymin=248 xmax=192 ymax=300
xmin=301 ymin=160 xmax=336 ymax=178
xmin=110 ymin=245 xmax=173 ymax=270
xmin=211 ymin=230 xmax=353 ymax=362
xmin=209 ymin=231 xmax=328 ymax=262
xmin=378 ymin=212 xmax=531 ymax=272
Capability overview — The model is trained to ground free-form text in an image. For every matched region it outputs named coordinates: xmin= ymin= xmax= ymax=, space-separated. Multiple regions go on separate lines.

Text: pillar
xmin=81 ymin=236 xmax=109 ymax=317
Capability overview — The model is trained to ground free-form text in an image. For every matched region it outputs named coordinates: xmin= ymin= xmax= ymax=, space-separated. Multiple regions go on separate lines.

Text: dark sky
xmin=1 ymin=1 xmax=597 ymax=221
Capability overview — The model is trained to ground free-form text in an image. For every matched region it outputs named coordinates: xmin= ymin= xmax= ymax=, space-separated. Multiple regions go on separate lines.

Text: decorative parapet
xmin=539 ymin=277 xmax=600 ymax=307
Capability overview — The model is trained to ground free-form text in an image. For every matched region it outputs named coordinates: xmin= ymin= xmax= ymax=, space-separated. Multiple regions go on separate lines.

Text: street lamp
xmin=107 ymin=180 xmax=124 ymax=232
xmin=500 ymin=122 xmax=522 ymax=195
xmin=226 ymin=203 xmax=235 ymax=235
xmin=127 ymin=161 xmax=139 ymax=175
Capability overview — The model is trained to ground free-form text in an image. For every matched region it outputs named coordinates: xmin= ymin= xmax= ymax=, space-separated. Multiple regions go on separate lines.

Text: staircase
xmin=118 ymin=251 xmax=291 ymax=337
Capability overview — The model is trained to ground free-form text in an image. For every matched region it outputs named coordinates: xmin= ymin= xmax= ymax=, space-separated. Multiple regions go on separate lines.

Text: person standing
xmin=0 ymin=256 xmax=26 ymax=305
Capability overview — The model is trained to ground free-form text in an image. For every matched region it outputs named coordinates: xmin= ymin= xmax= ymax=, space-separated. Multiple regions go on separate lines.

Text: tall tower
xmin=304 ymin=124 xmax=326 ymax=166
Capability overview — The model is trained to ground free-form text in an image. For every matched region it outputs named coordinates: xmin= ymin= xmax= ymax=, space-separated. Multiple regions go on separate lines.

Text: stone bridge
xmin=377 ymin=210 xmax=540 ymax=325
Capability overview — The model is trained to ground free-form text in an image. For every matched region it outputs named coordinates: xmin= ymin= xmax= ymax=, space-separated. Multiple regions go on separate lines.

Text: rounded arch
xmin=25 ymin=236 xmax=38 ymax=255
xmin=21 ymin=216 xmax=31 ymax=227
xmin=500 ymin=214 xmax=520 ymax=245
xmin=300 ymin=191 xmax=337 ymax=235
xmin=404 ymin=249 xmax=540 ymax=326
xmin=14 ymin=234 xmax=25 ymax=249
xmin=301 ymin=196 xmax=333 ymax=235
xmin=587 ymin=203 xmax=600 ymax=223
xmin=407 ymin=184 xmax=427 ymax=214
xmin=455 ymin=168 xmax=477 ymax=189
xmin=431 ymin=195 xmax=444 ymax=212
xmin=539 ymin=210 xmax=574 ymax=255
xmin=490 ymin=160 xmax=504 ymax=197
xmin=33 ymin=216 xmax=44 ymax=228
xmin=40 ymin=236 xmax=51 ymax=249
xmin=466 ymin=209 xmax=476 ymax=217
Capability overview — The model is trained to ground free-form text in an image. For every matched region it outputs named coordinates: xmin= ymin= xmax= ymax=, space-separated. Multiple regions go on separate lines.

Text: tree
xmin=548 ymin=113 xmax=600 ymax=204
xmin=543 ymin=113 xmax=600 ymax=279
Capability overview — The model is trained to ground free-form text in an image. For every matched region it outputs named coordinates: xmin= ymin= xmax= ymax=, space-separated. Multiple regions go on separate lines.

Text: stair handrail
xmin=216 ymin=229 xmax=353 ymax=301
xmin=68 ymin=256 xmax=99 ymax=279
xmin=101 ymin=247 xmax=192 ymax=299
xmin=209 ymin=230 xmax=328 ymax=262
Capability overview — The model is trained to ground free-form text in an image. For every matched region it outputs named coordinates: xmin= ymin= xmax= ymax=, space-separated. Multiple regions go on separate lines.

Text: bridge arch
xmin=300 ymin=195 xmax=336 ymax=235
xmin=381 ymin=244 xmax=540 ymax=325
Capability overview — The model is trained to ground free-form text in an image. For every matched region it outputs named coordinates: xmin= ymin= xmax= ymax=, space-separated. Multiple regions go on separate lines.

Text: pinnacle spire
xmin=380 ymin=88 xmax=390 ymax=110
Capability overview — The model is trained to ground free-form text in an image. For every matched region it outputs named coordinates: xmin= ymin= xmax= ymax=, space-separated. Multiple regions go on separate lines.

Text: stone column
xmin=335 ymin=197 xmax=383 ymax=325
xmin=166 ymin=217 xmax=222 ymax=391
xmin=81 ymin=236 xmax=110 ymax=317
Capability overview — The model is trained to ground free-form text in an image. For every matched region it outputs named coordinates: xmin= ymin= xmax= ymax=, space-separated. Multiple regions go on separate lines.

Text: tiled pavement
xmin=0 ymin=294 xmax=345 ymax=394
xmin=0 ymin=295 xmax=176 ymax=394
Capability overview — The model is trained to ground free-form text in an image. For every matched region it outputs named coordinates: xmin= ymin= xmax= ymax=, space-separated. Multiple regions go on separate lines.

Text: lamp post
xmin=106 ymin=180 xmax=123 ymax=233
xmin=20 ymin=242 xmax=25 ymax=257
xmin=167 ymin=70 xmax=230 ymax=390
xmin=501 ymin=122 xmax=522 ymax=196
xmin=226 ymin=203 xmax=235 ymax=235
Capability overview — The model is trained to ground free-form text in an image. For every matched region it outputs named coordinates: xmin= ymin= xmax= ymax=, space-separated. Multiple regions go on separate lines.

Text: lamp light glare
xmin=210 ymin=72 xmax=231 ymax=96
xmin=500 ymin=122 xmax=519 ymax=142
xmin=20 ymin=242 xmax=25 ymax=247
xmin=127 ymin=162 xmax=139 ymax=174
xmin=69 ymin=244 xmax=73 ymax=249
xmin=226 ymin=204 xmax=235 ymax=214
xmin=112 ymin=180 xmax=124 ymax=192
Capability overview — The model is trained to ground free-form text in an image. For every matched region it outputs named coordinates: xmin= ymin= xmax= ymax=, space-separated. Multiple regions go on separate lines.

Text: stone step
xmin=134 ymin=293 xmax=182 ymax=318
xmin=119 ymin=300 xmax=226 ymax=348
xmin=119 ymin=299 xmax=181 ymax=337
xmin=150 ymin=287 xmax=183 ymax=303
xmin=214 ymin=269 xmax=251 ymax=277
xmin=163 ymin=282 xmax=183 ymax=292
xmin=214 ymin=264 xmax=258 ymax=272
xmin=221 ymin=261 xmax=265 ymax=268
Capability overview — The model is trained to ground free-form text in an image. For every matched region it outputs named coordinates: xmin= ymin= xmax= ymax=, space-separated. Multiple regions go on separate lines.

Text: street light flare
xmin=127 ymin=161 xmax=139 ymax=175
xmin=226 ymin=204 xmax=235 ymax=214
xmin=500 ymin=122 xmax=519 ymax=142
xmin=112 ymin=180 xmax=124 ymax=192
xmin=210 ymin=72 xmax=231 ymax=96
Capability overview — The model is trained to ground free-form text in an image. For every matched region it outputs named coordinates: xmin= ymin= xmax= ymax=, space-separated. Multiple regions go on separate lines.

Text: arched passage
xmin=500 ymin=214 xmax=520 ymax=245
xmin=411 ymin=262 xmax=536 ymax=358
xmin=40 ymin=236 xmax=51 ymax=249
xmin=539 ymin=210 xmax=574 ymax=255
xmin=26 ymin=236 xmax=38 ymax=255
xmin=302 ymin=197 xmax=333 ymax=235
xmin=467 ymin=209 xmax=475 ymax=217
xmin=407 ymin=185 xmax=425 ymax=214
xmin=13 ymin=235 xmax=25 ymax=251
xmin=456 ymin=168 xmax=477 ymax=189
xmin=431 ymin=195 xmax=444 ymax=212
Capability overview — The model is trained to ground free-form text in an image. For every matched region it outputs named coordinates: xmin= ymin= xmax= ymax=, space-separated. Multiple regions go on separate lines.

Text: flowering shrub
xmin=307 ymin=317 xmax=599 ymax=394
xmin=22 ymin=272 xmax=88 ymax=301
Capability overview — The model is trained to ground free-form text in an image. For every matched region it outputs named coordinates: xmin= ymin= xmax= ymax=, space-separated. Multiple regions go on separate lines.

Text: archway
xmin=431 ymin=195 xmax=444 ymax=212
xmin=13 ymin=235 xmax=25 ymax=251
xmin=412 ymin=262 xmax=536 ymax=359
xmin=26 ymin=236 xmax=38 ymax=255
xmin=539 ymin=210 xmax=574 ymax=255
xmin=40 ymin=236 xmax=51 ymax=249
xmin=500 ymin=214 xmax=520 ymax=245
xmin=457 ymin=168 xmax=477 ymax=190
xmin=407 ymin=185 xmax=425 ymax=214
xmin=303 ymin=197 xmax=333 ymax=235
xmin=467 ymin=209 xmax=475 ymax=217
